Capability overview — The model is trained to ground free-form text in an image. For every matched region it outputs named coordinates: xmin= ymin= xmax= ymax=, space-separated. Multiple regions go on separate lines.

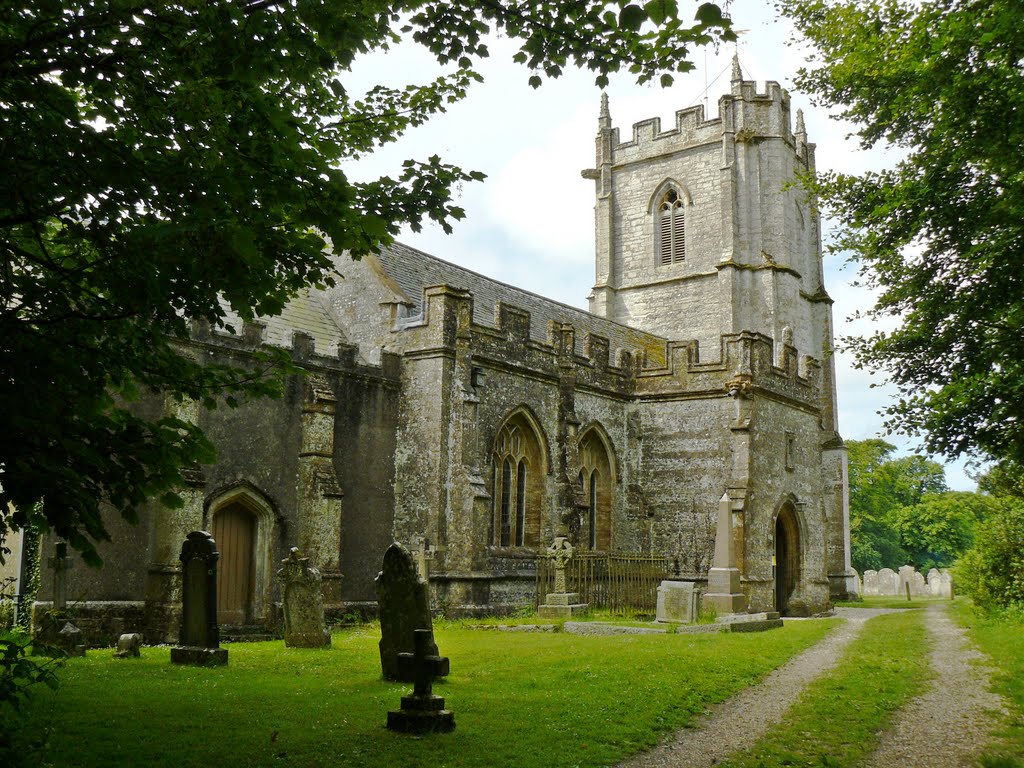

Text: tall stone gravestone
xmin=376 ymin=542 xmax=439 ymax=682
xmin=171 ymin=531 xmax=228 ymax=666
xmin=862 ymin=570 xmax=879 ymax=596
xmin=898 ymin=565 xmax=917 ymax=598
xmin=278 ymin=547 xmax=330 ymax=648
xmin=703 ymin=493 xmax=748 ymax=616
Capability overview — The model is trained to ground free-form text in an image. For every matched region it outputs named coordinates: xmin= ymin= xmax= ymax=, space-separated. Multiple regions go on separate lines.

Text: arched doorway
xmin=775 ymin=503 xmax=801 ymax=616
xmin=212 ymin=503 xmax=256 ymax=625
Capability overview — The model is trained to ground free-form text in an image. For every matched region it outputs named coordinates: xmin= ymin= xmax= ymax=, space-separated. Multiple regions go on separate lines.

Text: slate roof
xmin=217 ymin=288 xmax=348 ymax=357
xmin=376 ymin=242 xmax=668 ymax=367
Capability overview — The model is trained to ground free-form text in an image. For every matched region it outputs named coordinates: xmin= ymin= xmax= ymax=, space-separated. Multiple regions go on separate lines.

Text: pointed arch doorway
xmin=212 ymin=502 xmax=256 ymax=625
xmin=774 ymin=503 xmax=801 ymax=616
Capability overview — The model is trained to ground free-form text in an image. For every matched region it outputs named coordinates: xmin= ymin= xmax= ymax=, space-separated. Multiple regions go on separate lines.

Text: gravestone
xmin=278 ymin=547 xmax=330 ymax=648
xmin=538 ymin=536 xmax=588 ymax=618
xmin=912 ymin=570 xmax=927 ymax=596
xmin=113 ymin=633 xmax=142 ymax=658
xmin=656 ymin=581 xmax=700 ymax=623
xmin=386 ymin=628 xmax=455 ymax=734
xmin=47 ymin=541 xmax=73 ymax=611
xmin=862 ymin=570 xmax=879 ymax=596
xmin=898 ymin=565 xmax=917 ymax=597
xmin=376 ymin=542 xmax=438 ymax=682
xmin=877 ymin=568 xmax=899 ymax=596
xmin=937 ymin=570 xmax=953 ymax=599
xmin=927 ymin=568 xmax=941 ymax=596
xmin=57 ymin=622 xmax=87 ymax=657
xmin=703 ymin=493 xmax=748 ymax=615
xmin=415 ymin=538 xmax=435 ymax=583
xmin=170 ymin=531 xmax=228 ymax=666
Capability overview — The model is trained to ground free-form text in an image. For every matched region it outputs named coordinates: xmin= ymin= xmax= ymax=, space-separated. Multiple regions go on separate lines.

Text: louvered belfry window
xmin=658 ymin=188 xmax=685 ymax=265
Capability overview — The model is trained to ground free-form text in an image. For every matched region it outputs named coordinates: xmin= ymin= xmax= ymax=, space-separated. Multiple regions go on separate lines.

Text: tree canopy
xmin=0 ymin=1 xmax=734 ymax=565
xmin=846 ymin=439 xmax=948 ymax=571
xmin=779 ymin=0 xmax=1024 ymax=465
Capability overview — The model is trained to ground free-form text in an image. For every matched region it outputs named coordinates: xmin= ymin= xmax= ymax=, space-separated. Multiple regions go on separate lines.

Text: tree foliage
xmin=846 ymin=439 xmax=948 ymax=571
xmin=780 ymin=0 xmax=1024 ymax=464
xmin=893 ymin=491 xmax=990 ymax=572
xmin=0 ymin=0 xmax=733 ymax=564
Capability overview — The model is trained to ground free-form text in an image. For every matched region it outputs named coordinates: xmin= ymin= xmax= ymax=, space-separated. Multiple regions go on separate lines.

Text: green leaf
xmin=619 ymin=4 xmax=647 ymax=32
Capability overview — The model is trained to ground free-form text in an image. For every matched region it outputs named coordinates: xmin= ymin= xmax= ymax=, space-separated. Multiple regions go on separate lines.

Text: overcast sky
xmin=343 ymin=2 xmax=975 ymax=490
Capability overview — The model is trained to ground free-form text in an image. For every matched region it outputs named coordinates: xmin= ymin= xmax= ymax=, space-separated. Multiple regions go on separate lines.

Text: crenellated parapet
xmin=635 ymin=331 xmax=821 ymax=410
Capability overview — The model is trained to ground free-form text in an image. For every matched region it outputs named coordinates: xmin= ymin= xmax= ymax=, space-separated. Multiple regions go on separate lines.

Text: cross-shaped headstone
xmin=547 ymin=536 xmax=574 ymax=594
xmin=415 ymin=538 xmax=434 ymax=583
xmin=47 ymin=542 xmax=72 ymax=610
xmin=397 ymin=628 xmax=449 ymax=699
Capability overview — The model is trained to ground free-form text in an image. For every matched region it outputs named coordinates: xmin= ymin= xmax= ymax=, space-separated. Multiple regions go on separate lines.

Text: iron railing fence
xmin=535 ymin=551 xmax=675 ymax=615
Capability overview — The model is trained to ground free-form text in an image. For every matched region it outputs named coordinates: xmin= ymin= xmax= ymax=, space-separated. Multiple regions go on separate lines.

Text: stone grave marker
xmin=656 ymin=581 xmax=699 ymax=623
xmin=703 ymin=493 xmax=748 ymax=616
xmin=376 ymin=542 xmax=438 ymax=682
xmin=862 ymin=570 xmax=879 ymax=596
xmin=113 ymin=633 xmax=142 ymax=659
xmin=912 ymin=570 xmax=927 ymax=596
xmin=898 ymin=565 xmax=917 ymax=597
xmin=47 ymin=541 xmax=72 ymax=611
xmin=538 ymin=536 xmax=588 ymax=618
xmin=386 ymin=628 xmax=455 ymax=734
xmin=927 ymin=568 xmax=941 ymax=596
xmin=278 ymin=547 xmax=330 ymax=648
xmin=170 ymin=531 xmax=228 ymax=666
xmin=877 ymin=567 xmax=899 ymax=596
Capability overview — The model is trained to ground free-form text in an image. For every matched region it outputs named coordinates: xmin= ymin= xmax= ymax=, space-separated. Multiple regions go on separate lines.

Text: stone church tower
xmin=584 ymin=58 xmax=855 ymax=607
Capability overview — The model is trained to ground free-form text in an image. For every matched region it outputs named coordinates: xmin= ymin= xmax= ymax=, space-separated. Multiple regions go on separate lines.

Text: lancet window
xmin=657 ymin=187 xmax=686 ymax=265
xmin=577 ymin=429 xmax=613 ymax=551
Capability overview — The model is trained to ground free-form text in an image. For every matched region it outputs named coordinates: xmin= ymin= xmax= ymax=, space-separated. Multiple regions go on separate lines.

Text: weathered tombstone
xmin=912 ymin=570 xmax=927 ymax=596
xmin=703 ymin=493 xmax=748 ymax=615
xmin=862 ymin=570 xmax=879 ymax=596
xmin=170 ymin=531 xmax=228 ymax=666
xmin=898 ymin=565 xmax=917 ymax=597
xmin=877 ymin=568 xmax=899 ymax=596
xmin=278 ymin=547 xmax=330 ymax=648
xmin=386 ymin=628 xmax=455 ymax=734
xmin=47 ymin=541 xmax=73 ymax=611
xmin=376 ymin=542 xmax=438 ymax=682
xmin=415 ymin=538 xmax=434 ymax=583
xmin=57 ymin=622 xmax=86 ymax=657
xmin=656 ymin=581 xmax=699 ymax=623
xmin=113 ymin=633 xmax=142 ymax=659
xmin=928 ymin=568 xmax=942 ymax=596
xmin=538 ymin=536 xmax=588 ymax=618
xmin=938 ymin=570 xmax=953 ymax=599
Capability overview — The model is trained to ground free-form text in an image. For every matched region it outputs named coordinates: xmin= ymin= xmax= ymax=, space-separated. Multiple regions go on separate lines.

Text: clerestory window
xmin=657 ymin=188 xmax=686 ymax=265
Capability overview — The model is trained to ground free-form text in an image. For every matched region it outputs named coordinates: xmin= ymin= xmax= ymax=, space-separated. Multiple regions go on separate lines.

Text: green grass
xmin=719 ymin=610 xmax=932 ymax=768
xmin=836 ymin=594 xmax=950 ymax=610
xmin=951 ymin=601 xmax=1024 ymax=768
xmin=14 ymin=619 xmax=837 ymax=768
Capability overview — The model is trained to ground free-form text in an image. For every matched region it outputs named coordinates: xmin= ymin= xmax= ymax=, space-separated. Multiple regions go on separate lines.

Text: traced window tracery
xmin=578 ymin=429 xmax=613 ymax=551
xmin=492 ymin=416 xmax=544 ymax=548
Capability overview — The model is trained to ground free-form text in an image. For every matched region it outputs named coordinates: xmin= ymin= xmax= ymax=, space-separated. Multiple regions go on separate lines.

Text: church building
xmin=30 ymin=63 xmax=856 ymax=642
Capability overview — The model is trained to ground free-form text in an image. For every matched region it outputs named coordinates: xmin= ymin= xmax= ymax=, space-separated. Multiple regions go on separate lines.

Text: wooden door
xmin=212 ymin=504 xmax=255 ymax=625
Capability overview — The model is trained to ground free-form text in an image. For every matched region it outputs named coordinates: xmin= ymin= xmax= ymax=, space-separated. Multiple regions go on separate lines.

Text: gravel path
xmin=616 ymin=608 xmax=896 ymax=768
xmin=864 ymin=602 xmax=1010 ymax=768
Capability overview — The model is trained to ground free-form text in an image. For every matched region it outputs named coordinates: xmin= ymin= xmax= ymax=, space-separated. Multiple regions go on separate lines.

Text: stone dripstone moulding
xmin=170 ymin=531 xmax=228 ymax=666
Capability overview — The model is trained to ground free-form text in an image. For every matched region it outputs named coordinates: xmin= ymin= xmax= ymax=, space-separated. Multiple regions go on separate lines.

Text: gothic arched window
xmin=492 ymin=416 xmax=545 ymax=548
xmin=657 ymin=187 xmax=686 ymax=266
xmin=578 ymin=428 xmax=614 ymax=551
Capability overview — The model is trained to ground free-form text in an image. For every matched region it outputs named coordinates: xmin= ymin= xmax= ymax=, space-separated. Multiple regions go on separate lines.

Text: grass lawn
xmin=951 ymin=602 xmax=1024 ymax=768
xmin=13 ymin=619 xmax=837 ymax=768
xmin=836 ymin=595 xmax=951 ymax=610
xmin=719 ymin=609 xmax=931 ymax=768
